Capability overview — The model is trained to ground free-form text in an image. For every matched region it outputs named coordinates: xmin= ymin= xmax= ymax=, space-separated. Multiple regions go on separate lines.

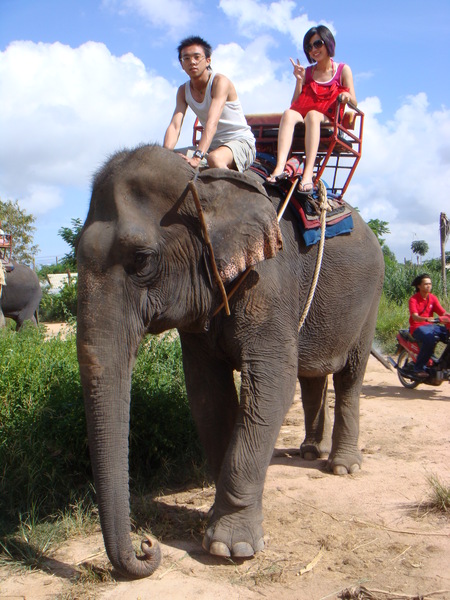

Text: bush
xmin=130 ymin=335 xmax=203 ymax=488
xmin=0 ymin=326 xmax=87 ymax=520
xmin=39 ymin=281 xmax=78 ymax=322
xmin=36 ymin=263 xmax=73 ymax=279
xmin=0 ymin=327 xmax=202 ymax=528
xmin=375 ymin=292 xmax=409 ymax=354
xmin=383 ymin=259 xmax=449 ymax=306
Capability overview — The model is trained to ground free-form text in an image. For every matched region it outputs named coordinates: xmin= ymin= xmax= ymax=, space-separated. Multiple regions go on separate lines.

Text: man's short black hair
xmin=177 ymin=36 xmax=212 ymax=61
xmin=411 ymin=273 xmax=432 ymax=291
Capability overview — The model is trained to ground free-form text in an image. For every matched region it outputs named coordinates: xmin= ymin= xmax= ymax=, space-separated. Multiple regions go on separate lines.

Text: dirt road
xmin=1 ymin=356 xmax=449 ymax=599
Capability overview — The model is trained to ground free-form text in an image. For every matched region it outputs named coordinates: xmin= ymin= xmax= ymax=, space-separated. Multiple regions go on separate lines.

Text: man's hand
xmin=180 ymin=154 xmax=202 ymax=168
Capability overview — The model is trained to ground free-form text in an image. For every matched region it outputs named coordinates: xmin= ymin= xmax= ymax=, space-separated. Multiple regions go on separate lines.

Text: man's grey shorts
xmin=219 ymin=138 xmax=256 ymax=172
xmin=177 ymin=138 xmax=256 ymax=172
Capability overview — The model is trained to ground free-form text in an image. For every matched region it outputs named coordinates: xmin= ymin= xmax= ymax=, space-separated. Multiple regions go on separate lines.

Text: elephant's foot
xmin=300 ymin=441 xmax=330 ymax=461
xmin=326 ymin=449 xmax=362 ymax=475
xmin=202 ymin=511 xmax=265 ymax=558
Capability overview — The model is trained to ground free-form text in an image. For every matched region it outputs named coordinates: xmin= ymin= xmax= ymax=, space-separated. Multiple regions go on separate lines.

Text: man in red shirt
xmin=409 ymin=273 xmax=450 ymax=377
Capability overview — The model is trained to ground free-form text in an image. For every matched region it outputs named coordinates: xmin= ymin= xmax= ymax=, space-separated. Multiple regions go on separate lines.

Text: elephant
xmin=76 ymin=144 xmax=384 ymax=580
xmin=0 ymin=261 xmax=42 ymax=330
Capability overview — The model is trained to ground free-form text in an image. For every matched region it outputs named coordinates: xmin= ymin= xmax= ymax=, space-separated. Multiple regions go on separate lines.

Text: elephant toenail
xmin=333 ymin=465 xmax=348 ymax=476
xmin=349 ymin=463 xmax=360 ymax=474
xmin=255 ymin=537 xmax=265 ymax=552
xmin=209 ymin=541 xmax=231 ymax=557
xmin=231 ymin=542 xmax=254 ymax=557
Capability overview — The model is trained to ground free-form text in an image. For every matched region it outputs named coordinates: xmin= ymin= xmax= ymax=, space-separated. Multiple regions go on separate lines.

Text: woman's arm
xmin=340 ymin=64 xmax=357 ymax=106
xmin=290 ymin=58 xmax=306 ymax=104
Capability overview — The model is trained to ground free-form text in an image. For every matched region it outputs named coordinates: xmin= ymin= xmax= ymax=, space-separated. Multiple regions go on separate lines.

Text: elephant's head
xmin=76 ymin=144 xmax=282 ymax=578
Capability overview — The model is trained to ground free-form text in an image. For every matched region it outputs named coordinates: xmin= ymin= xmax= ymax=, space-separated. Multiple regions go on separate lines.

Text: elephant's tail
xmin=370 ymin=346 xmax=394 ymax=371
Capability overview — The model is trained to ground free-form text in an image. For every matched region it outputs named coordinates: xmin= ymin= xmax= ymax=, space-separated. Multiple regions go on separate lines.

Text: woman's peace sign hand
xmin=290 ymin=58 xmax=305 ymax=83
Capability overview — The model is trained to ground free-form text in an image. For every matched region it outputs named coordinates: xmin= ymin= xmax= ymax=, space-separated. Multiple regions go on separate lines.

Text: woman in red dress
xmin=267 ymin=25 xmax=357 ymax=191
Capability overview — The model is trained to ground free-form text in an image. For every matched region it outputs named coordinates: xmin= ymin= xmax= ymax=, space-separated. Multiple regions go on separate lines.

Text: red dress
xmin=290 ymin=61 xmax=349 ymax=121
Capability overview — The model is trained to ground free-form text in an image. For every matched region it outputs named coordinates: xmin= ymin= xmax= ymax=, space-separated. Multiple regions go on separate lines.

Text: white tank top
xmin=184 ymin=72 xmax=254 ymax=148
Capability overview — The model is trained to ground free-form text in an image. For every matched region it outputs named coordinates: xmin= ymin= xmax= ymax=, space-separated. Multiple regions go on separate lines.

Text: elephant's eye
xmin=135 ymin=252 xmax=147 ymax=268
xmin=130 ymin=249 xmax=158 ymax=279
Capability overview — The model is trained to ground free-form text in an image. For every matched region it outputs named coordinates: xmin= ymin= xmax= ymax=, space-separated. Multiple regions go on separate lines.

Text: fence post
xmin=440 ymin=213 xmax=449 ymax=297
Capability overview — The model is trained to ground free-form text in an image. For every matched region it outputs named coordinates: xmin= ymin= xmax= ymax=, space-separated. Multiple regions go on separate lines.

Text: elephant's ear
xmin=197 ymin=169 xmax=283 ymax=284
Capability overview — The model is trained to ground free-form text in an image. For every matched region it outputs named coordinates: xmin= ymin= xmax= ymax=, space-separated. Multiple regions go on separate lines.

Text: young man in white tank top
xmin=163 ymin=36 xmax=256 ymax=172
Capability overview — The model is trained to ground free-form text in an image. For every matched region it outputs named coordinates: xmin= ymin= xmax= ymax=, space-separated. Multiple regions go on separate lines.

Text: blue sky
xmin=1 ymin=0 xmax=449 ymax=265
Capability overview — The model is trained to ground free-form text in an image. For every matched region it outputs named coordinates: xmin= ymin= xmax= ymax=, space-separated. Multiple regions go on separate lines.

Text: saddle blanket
xmin=251 ymin=156 xmax=353 ymax=247
xmin=289 ymin=193 xmax=353 ymax=246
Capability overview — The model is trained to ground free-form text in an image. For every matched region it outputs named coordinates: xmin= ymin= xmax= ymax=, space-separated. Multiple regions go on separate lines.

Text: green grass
xmin=427 ymin=474 xmax=450 ymax=513
xmin=374 ymin=292 xmax=410 ymax=354
xmin=0 ymin=324 xmax=87 ymax=520
xmin=0 ymin=495 xmax=98 ymax=572
xmin=0 ymin=326 xmax=204 ymax=567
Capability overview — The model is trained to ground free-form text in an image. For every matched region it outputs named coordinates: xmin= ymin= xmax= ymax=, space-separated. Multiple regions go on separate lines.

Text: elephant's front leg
xmin=299 ymin=375 xmax=332 ymax=460
xmin=203 ymin=350 xmax=298 ymax=558
xmin=180 ymin=333 xmax=240 ymax=482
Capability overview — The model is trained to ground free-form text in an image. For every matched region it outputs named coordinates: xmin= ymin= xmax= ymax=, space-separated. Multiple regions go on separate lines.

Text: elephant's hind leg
xmin=299 ymin=375 xmax=332 ymax=460
xmin=328 ymin=362 xmax=365 ymax=475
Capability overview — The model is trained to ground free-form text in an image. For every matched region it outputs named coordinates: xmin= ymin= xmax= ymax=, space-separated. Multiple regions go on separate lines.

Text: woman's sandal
xmin=298 ymin=181 xmax=314 ymax=193
xmin=266 ymin=172 xmax=285 ymax=183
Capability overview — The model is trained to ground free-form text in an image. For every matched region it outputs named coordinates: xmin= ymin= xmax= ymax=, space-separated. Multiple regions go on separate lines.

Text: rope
xmin=297 ymin=179 xmax=330 ymax=333
xmin=186 ymin=168 xmax=329 ymax=325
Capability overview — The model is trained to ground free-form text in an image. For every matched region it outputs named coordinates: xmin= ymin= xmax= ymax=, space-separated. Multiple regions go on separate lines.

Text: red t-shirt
xmin=409 ymin=292 xmax=446 ymax=334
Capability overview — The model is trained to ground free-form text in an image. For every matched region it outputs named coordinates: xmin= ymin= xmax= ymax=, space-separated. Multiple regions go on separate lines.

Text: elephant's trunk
xmin=77 ymin=268 xmax=161 ymax=579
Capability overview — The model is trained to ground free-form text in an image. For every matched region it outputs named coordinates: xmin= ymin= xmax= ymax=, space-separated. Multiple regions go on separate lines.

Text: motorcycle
xmin=388 ymin=315 xmax=450 ymax=388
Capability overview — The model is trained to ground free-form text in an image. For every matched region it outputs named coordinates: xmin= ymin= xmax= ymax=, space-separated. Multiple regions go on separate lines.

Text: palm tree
xmin=411 ymin=240 xmax=429 ymax=264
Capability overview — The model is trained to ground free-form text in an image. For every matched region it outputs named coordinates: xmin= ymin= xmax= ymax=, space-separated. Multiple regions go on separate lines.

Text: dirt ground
xmin=1 ymin=348 xmax=449 ymax=600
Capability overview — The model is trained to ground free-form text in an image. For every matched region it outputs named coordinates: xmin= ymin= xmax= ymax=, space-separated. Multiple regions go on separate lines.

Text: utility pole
xmin=440 ymin=212 xmax=449 ymax=297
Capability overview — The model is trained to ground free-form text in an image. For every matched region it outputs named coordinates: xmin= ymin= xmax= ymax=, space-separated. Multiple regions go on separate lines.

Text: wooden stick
xmin=277 ymin=178 xmax=299 ymax=222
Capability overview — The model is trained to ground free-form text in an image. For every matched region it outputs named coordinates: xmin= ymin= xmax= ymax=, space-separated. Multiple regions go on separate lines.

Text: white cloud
xmin=22 ymin=185 xmax=63 ymax=215
xmin=212 ymin=36 xmax=292 ymax=111
xmin=102 ymin=0 xmax=199 ymax=35
xmin=0 ymin=40 xmax=177 ymax=214
xmin=347 ymin=93 xmax=450 ymax=260
xmin=1 ymin=38 xmax=448 ymax=264
xmin=219 ymin=0 xmax=333 ymax=49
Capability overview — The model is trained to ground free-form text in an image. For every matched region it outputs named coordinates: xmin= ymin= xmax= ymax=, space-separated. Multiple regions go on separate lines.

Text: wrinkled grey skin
xmin=0 ymin=261 xmax=42 ymax=330
xmin=76 ymin=145 xmax=384 ymax=579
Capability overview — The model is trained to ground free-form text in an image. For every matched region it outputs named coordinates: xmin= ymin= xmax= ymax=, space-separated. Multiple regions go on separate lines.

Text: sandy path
xmin=1 ymin=355 xmax=449 ymax=600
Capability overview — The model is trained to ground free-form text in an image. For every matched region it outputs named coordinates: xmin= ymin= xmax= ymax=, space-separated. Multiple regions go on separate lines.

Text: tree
xmin=411 ymin=240 xmax=429 ymax=264
xmin=367 ymin=219 xmax=390 ymax=247
xmin=382 ymin=244 xmax=397 ymax=264
xmin=0 ymin=199 xmax=39 ymax=265
xmin=58 ymin=217 xmax=83 ymax=271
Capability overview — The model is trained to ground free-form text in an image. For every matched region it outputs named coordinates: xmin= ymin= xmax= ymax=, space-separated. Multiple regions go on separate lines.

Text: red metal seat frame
xmin=0 ymin=222 xmax=12 ymax=262
xmin=193 ymin=100 xmax=364 ymax=197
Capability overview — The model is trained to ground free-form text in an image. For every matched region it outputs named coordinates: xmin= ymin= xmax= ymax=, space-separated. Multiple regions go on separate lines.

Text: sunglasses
xmin=305 ymin=39 xmax=325 ymax=53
